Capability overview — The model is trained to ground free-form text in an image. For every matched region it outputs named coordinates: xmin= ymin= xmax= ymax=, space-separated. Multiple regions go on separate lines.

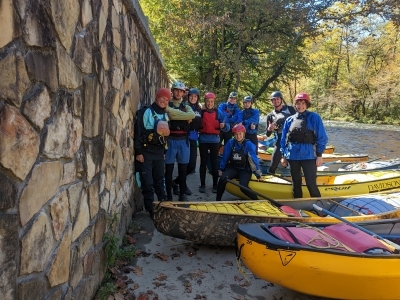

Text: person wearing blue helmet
xmin=172 ymin=88 xmax=202 ymax=195
xmin=266 ymin=91 xmax=296 ymax=173
xmin=238 ymin=95 xmax=260 ymax=153
xmin=218 ymin=91 xmax=241 ymax=149
xmin=165 ymin=81 xmax=195 ymax=201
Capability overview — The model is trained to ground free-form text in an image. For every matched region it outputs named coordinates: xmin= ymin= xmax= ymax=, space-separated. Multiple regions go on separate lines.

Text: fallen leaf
xmin=124 ymin=294 xmax=136 ymax=300
xmin=127 ymin=236 xmax=136 ymax=244
xmin=136 ymin=294 xmax=149 ymax=300
xmin=155 ymin=273 xmax=167 ymax=281
xmin=170 ymin=253 xmax=180 ymax=259
xmin=139 ymin=230 xmax=147 ymax=234
xmin=152 ymin=281 xmax=166 ymax=288
xmin=113 ymin=293 xmax=124 ymax=300
xmin=176 ymin=266 xmax=182 ymax=271
xmin=153 ymin=253 xmax=168 ymax=261
xmin=133 ymin=266 xmax=142 ymax=277
xmin=207 ymin=264 xmax=215 ymax=270
xmin=224 ymin=260 xmax=233 ymax=266
xmin=123 ymin=267 xmax=131 ymax=273
xmin=130 ymin=283 xmax=139 ymax=290
xmin=183 ymin=280 xmax=192 ymax=293
xmin=116 ymin=279 xmax=127 ymax=289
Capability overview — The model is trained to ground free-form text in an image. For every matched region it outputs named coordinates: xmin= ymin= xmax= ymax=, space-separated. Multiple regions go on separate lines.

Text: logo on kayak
xmin=324 ymin=186 xmax=352 ymax=192
xmin=368 ymin=179 xmax=400 ymax=192
xmin=278 ymin=250 xmax=296 ymax=266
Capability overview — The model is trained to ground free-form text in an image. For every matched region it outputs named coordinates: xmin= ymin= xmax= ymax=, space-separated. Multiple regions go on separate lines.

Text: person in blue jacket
xmin=218 ymin=91 xmax=241 ymax=148
xmin=172 ymin=88 xmax=202 ymax=195
xmin=280 ymin=92 xmax=328 ymax=198
xmin=238 ymin=95 xmax=260 ymax=153
xmin=216 ymin=124 xmax=262 ymax=201
xmin=198 ymin=92 xmax=230 ymax=193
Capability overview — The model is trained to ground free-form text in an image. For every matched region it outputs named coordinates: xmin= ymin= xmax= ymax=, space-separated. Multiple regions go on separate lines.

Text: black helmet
xmin=270 ymin=91 xmax=283 ymax=99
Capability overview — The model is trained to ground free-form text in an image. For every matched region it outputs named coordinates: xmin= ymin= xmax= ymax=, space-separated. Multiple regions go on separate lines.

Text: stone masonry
xmin=0 ymin=0 xmax=168 ymax=299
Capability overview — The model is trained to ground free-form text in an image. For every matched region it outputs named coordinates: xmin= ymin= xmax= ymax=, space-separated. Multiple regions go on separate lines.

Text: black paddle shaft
xmin=226 ymin=179 xmax=282 ymax=207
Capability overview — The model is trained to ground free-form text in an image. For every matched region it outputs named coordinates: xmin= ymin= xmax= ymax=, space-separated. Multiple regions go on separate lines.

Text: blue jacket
xmin=238 ymin=108 xmax=260 ymax=135
xmin=218 ymin=102 xmax=241 ymax=126
xmin=220 ymin=138 xmax=261 ymax=178
xmin=280 ymin=111 xmax=328 ymax=160
xmin=198 ymin=111 xmax=230 ymax=144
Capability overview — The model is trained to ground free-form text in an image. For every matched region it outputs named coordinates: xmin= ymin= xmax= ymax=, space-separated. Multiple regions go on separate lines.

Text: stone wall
xmin=0 ymin=0 xmax=168 ymax=299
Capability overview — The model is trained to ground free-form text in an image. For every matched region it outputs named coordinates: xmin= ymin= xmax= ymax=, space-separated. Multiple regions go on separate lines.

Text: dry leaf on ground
xmin=133 ymin=266 xmax=142 ymax=276
xmin=153 ymin=252 xmax=168 ymax=261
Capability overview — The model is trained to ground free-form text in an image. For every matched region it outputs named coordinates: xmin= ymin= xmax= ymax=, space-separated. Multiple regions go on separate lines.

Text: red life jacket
xmin=199 ymin=109 xmax=220 ymax=135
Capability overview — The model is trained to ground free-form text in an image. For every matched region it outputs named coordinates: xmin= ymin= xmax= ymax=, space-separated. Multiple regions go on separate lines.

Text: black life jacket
xmin=242 ymin=108 xmax=258 ymax=130
xmin=169 ymin=101 xmax=190 ymax=136
xmin=272 ymin=105 xmax=295 ymax=133
xmin=229 ymin=140 xmax=248 ymax=168
xmin=142 ymin=106 xmax=168 ymax=146
xmin=199 ymin=109 xmax=220 ymax=135
xmin=287 ymin=114 xmax=316 ymax=144
xmin=189 ymin=103 xmax=202 ymax=131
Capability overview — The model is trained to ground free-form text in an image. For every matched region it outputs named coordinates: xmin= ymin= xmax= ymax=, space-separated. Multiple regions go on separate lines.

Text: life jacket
xmin=224 ymin=103 xmax=236 ymax=117
xmin=242 ymin=108 xmax=258 ymax=130
xmin=229 ymin=140 xmax=248 ymax=168
xmin=169 ymin=102 xmax=190 ymax=137
xmin=272 ymin=105 xmax=295 ymax=133
xmin=287 ymin=114 xmax=316 ymax=144
xmin=199 ymin=109 xmax=220 ymax=135
xmin=137 ymin=106 xmax=169 ymax=146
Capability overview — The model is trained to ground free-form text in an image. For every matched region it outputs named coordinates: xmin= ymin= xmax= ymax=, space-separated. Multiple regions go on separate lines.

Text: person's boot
xmin=172 ymin=181 xmax=179 ymax=195
xmin=185 ymin=186 xmax=192 ymax=195
xmin=199 ymin=186 xmax=205 ymax=193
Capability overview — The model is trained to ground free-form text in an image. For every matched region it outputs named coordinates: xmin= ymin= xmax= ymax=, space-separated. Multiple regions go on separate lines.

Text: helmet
xmin=229 ymin=91 xmax=238 ymax=98
xmin=204 ymin=92 xmax=216 ymax=99
xmin=232 ymin=124 xmax=246 ymax=133
xmin=243 ymin=96 xmax=252 ymax=102
xmin=188 ymin=88 xmax=199 ymax=96
xmin=155 ymin=88 xmax=171 ymax=100
xmin=171 ymin=81 xmax=186 ymax=91
xmin=294 ymin=92 xmax=311 ymax=103
xmin=270 ymin=91 xmax=283 ymax=99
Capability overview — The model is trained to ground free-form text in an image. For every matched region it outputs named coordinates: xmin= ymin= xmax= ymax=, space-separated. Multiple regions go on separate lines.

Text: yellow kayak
xmin=258 ymin=151 xmax=368 ymax=162
xmin=237 ymin=221 xmax=400 ymax=299
xmin=226 ymin=169 xmax=400 ymax=199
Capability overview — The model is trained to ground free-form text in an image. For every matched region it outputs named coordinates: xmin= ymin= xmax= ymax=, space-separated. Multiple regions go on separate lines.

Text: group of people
xmin=134 ymin=81 xmax=328 ymax=219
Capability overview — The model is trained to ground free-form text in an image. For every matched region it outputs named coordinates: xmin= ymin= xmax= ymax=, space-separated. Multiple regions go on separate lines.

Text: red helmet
xmin=204 ymin=92 xmax=216 ymax=99
xmin=294 ymin=92 xmax=311 ymax=103
xmin=232 ymin=124 xmax=246 ymax=133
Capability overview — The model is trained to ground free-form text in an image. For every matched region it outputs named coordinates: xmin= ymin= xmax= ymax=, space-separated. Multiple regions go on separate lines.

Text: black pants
xmin=220 ymin=130 xmax=233 ymax=148
xmin=173 ymin=139 xmax=197 ymax=186
xmin=138 ymin=151 xmax=166 ymax=213
xmin=245 ymin=133 xmax=258 ymax=154
xmin=199 ymin=142 xmax=219 ymax=186
xmin=165 ymin=163 xmax=187 ymax=197
xmin=216 ymin=167 xmax=257 ymax=201
xmin=268 ymin=134 xmax=282 ymax=174
xmin=288 ymin=159 xmax=321 ymax=198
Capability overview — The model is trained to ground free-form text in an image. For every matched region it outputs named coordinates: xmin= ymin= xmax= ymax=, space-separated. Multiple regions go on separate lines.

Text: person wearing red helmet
xmin=134 ymin=87 xmax=171 ymax=219
xmin=280 ymin=92 xmax=328 ymax=198
xmin=266 ymin=91 xmax=296 ymax=173
xmin=198 ymin=92 xmax=230 ymax=193
xmin=216 ymin=124 xmax=262 ymax=201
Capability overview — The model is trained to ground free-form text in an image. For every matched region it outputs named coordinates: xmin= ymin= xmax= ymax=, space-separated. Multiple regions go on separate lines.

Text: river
xmin=259 ymin=119 xmax=400 ymax=160
xmin=324 ymin=121 xmax=400 ymax=159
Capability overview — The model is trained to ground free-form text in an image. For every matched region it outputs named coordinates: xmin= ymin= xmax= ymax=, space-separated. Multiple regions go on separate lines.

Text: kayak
xmin=152 ymin=189 xmax=400 ymax=247
xmin=226 ymin=169 xmax=400 ymax=199
xmin=236 ymin=220 xmax=400 ymax=299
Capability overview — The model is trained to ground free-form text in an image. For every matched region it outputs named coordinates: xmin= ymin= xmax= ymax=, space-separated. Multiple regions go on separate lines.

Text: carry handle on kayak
xmin=313 ymin=204 xmax=400 ymax=254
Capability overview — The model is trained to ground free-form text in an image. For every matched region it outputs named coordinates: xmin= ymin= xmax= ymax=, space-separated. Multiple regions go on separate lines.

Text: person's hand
xmin=187 ymin=119 xmax=192 ymax=123
xmin=316 ymin=157 xmax=323 ymax=167
xmin=218 ymin=170 xmax=223 ymax=177
xmin=220 ymin=122 xmax=225 ymax=128
xmin=250 ymin=123 xmax=256 ymax=130
xmin=267 ymin=121 xmax=276 ymax=131
xmin=280 ymin=157 xmax=288 ymax=167
xmin=136 ymin=154 xmax=144 ymax=163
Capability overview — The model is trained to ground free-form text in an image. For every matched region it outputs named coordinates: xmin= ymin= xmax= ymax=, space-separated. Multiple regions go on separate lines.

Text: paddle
xmin=227 ymin=179 xmax=281 ymax=205
xmin=312 ymin=204 xmax=400 ymax=254
xmin=327 ymin=199 xmax=364 ymax=216
xmin=227 ymin=179 xmax=302 ymax=217
xmin=345 ymin=156 xmax=385 ymax=170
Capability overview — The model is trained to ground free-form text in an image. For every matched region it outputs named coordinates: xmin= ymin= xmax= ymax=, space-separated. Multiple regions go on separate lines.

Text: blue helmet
xmin=171 ymin=81 xmax=186 ymax=91
xmin=243 ymin=96 xmax=252 ymax=102
xmin=270 ymin=91 xmax=283 ymax=99
xmin=188 ymin=88 xmax=200 ymax=96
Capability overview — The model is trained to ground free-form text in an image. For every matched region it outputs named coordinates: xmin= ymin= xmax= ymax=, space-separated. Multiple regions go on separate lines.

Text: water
xmin=259 ymin=119 xmax=400 ymax=159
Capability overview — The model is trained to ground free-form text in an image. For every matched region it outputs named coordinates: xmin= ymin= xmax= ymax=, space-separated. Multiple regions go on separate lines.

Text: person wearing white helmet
xmin=218 ymin=91 xmax=241 ymax=149
xmin=280 ymin=92 xmax=328 ymax=198
xmin=238 ymin=95 xmax=260 ymax=153
xmin=164 ymin=81 xmax=195 ymax=202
